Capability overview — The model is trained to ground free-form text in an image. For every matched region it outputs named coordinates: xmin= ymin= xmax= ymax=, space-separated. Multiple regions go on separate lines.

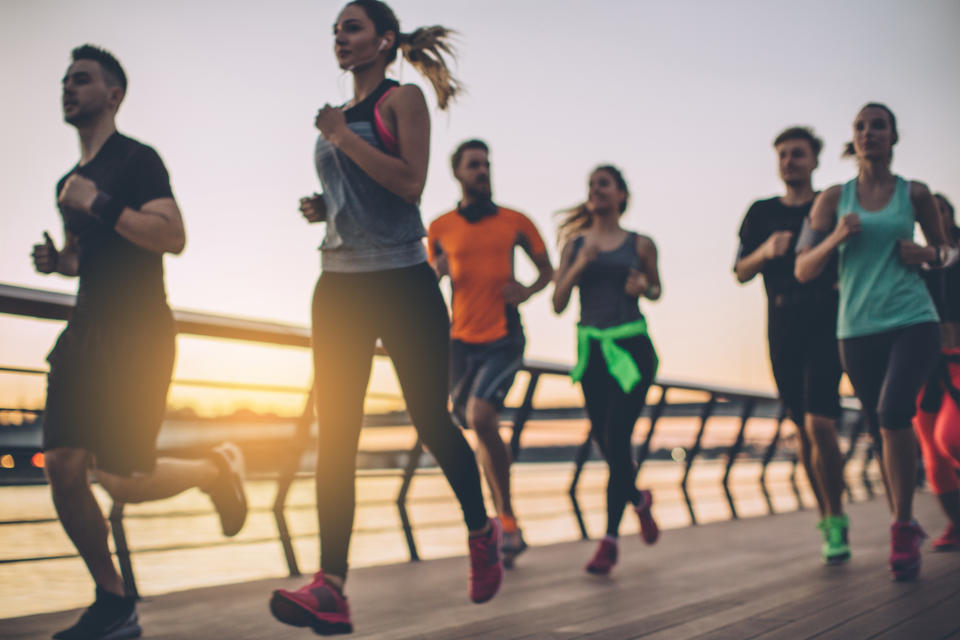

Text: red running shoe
xmin=468 ymin=518 xmax=503 ymax=603
xmin=890 ymin=520 xmax=927 ymax=582
xmin=585 ymin=537 xmax=618 ymax=575
xmin=932 ymin=523 xmax=959 ymax=551
xmin=635 ymin=489 xmax=660 ymax=545
xmin=270 ymin=571 xmax=352 ymax=635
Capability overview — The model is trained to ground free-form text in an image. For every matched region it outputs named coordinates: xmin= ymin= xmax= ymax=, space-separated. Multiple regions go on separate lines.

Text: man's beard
xmin=64 ymin=103 xmax=105 ymax=127
xmin=465 ymin=182 xmax=491 ymax=201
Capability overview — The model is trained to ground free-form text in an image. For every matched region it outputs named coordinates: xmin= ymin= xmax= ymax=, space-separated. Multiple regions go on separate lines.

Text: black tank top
xmin=571 ymin=232 xmax=644 ymax=328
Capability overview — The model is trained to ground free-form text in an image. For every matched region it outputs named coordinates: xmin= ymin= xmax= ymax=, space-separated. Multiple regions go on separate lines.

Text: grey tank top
xmin=314 ymin=79 xmax=427 ymax=273
xmin=571 ymin=232 xmax=644 ymax=328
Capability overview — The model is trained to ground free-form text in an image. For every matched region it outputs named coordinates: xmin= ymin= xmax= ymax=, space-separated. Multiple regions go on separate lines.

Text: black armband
xmin=795 ymin=218 xmax=829 ymax=252
xmin=90 ymin=191 xmax=125 ymax=228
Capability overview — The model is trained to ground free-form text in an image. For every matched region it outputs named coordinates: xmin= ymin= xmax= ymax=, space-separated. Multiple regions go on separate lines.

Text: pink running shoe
xmin=270 ymin=571 xmax=352 ymax=635
xmin=585 ymin=537 xmax=618 ymax=575
xmin=889 ymin=520 xmax=927 ymax=582
xmin=932 ymin=523 xmax=959 ymax=551
xmin=468 ymin=518 xmax=503 ymax=603
xmin=635 ymin=489 xmax=660 ymax=545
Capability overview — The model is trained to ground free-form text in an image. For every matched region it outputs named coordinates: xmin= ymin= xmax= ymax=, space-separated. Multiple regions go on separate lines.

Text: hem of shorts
xmin=40 ymin=443 xmax=157 ymax=477
xmin=837 ymin=316 xmax=941 ymax=340
xmin=321 ymin=243 xmax=427 ymax=273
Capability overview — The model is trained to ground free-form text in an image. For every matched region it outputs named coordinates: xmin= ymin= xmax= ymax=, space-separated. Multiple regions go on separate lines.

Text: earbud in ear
xmin=377 ymin=39 xmax=389 ymax=52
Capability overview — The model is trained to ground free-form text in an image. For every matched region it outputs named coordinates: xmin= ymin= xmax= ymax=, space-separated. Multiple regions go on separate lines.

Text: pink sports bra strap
xmin=374 ymin=87 xmax=399 ymax=154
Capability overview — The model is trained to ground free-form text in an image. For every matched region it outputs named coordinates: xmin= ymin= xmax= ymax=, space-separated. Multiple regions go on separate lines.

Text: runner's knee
xmin=95 ymin=470 xmax=141 ymax=504
xmin=466 ymin=398 xmax=498 ymax=433
xmin=44 ymin=448 xmax=90 ymax=492
xmin=804 ymin=414 xmax=838 ymax=442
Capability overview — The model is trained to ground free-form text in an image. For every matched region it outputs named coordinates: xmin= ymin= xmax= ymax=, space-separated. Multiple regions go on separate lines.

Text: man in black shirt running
xmin=31 ymin=45 xmax=247 ymax=640
xmin=734 ymin=127 xmax=849 ymax=565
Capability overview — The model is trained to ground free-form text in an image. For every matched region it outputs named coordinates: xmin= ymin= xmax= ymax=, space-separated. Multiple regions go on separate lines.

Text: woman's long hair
xmin=556 ymin=165 xmax=630 ymax=247
xmin=348 ymin=0 xmax=462 ymax=110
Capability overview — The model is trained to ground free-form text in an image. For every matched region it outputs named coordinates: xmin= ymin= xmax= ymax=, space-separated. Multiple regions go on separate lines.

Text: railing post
xmin=109 ymin=502 xmax=139 ymax=599
xmin=842 ymin=412 xmax=866 ymax=502
xmin=568 ymin=434 xmax=593 ymax=540
xmin=396 ymin=437 xmax=423 ymax=561
xmin=681 ymin=393 xmax=716 ymax=526
xmin=759 ymin=404 xmax=787 ymax=515
xmin=861 ymin=443 xmax=876 ymax=499
xmin=722 ymin=397 xmax=755 ymax=520
xmin=510 ymin=371 xmax=541 ymax=460
xmin=273 ymin=383 xmax=314 ymax=577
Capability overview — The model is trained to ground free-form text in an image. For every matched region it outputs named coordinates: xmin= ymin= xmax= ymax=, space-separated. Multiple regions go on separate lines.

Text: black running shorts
xmin=42 ymin=312 xmax=176 ymax=476
xmin=449 ymin=332 xmax=525 ymax=427
xmin=768 ymin=292 xmax=843 ymax=424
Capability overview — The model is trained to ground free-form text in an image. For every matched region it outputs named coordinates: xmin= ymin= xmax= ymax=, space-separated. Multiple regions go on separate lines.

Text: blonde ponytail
xmin=399 ymin=27 xmax=462 ymax=110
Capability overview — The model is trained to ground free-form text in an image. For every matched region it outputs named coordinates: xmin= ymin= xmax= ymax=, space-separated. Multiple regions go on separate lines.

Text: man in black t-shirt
xmin=734 ymin=126 xmax=849 ymax=565
xmin=30 ymin=45 xmax=247 ymax=640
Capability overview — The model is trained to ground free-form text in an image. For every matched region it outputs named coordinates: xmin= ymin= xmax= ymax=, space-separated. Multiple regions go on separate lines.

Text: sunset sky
xmin=2 ymin=0 xmax=959 ymax=415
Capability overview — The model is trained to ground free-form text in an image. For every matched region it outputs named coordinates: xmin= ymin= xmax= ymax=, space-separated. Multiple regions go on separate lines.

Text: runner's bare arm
xmin=553 ymin=237 xmax=595 ymax=314
xmin=31 ymin=229 xmax=79 ymax=276
xmin=735 ymin=231 xmax=794 ymax=283
xmin=522 ymin=247 xmax=554 ymax=297
xmin=57 ymin=173 xmax=185 ymax=254
xmin=316 ymin=84 xmax=429 ymax=205
xmin=627 ymin=234 xmax=661 ymax=300
xmin=795 ymin=186 xmax=847 ymax=283
xmin=113 ymin=197 xmax=186 ymax=254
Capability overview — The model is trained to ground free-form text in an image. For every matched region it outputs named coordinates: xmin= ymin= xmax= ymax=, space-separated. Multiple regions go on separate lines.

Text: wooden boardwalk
xmin=6 ymin=493 xmax=960 ymax=639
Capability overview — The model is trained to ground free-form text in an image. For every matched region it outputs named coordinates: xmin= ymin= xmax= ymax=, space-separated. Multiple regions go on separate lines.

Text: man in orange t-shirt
xmin=427 ymin=139 xmax=553 ymax=567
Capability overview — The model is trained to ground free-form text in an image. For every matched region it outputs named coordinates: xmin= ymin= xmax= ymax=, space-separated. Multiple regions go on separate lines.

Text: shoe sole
xmin=890 ymin=559 xmax=921 ymax=582
xmin=269 ymin=592 xmax=353 ymax=635
xmin=101 ymin=625 xmax=142 ymax=640
xmin=824 ymin=552 xmax=851 ymax=565
xmin=212 ymin=444 xmax=248 ymax=537
xmin=585 ymin=565 xmax=612 ymax=576
xmin=501 ymin=542 xmax=527 ymax=569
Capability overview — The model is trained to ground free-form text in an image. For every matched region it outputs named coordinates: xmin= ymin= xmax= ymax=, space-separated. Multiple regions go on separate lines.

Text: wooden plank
xmin=3 ymin=493 xmax=957 ymax=640
xmin=876 ymin=588 xmax=960 ymax=639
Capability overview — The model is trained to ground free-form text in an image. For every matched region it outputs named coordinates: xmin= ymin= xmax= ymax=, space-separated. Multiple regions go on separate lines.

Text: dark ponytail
xmin=843 ymin=102 xmax=898 ymax=158
xmin=556 ymin=165 xmax=630 ymax=247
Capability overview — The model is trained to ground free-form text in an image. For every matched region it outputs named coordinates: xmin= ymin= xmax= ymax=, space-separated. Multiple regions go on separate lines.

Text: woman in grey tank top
xmin=552 ymin=165 xmax=664 ymax=575
xmin=270 ymin=2 xmax=501 ymax=632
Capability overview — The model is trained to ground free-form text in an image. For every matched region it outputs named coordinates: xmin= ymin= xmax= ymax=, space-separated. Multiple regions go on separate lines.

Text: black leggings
xmin=580 ymin=335 xmax=657 ymax=536
xmin=839 ymin=322 xmax=941 ymax=438
xmin=311 ymin=262 xmax=487 ymax=578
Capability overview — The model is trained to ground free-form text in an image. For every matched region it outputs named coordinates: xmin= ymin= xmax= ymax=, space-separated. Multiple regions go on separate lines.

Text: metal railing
xmin=0 ymin=282 xmax=874 ymax=598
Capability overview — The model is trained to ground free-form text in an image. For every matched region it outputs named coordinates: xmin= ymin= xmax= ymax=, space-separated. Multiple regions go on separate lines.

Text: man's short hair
xmin=71 ymin=44 xmax=127 ymax=93
xmin=451 ymin=139 xmax=488 ymax=172
xmin=773 ymin=126 xmax=822 ymax=158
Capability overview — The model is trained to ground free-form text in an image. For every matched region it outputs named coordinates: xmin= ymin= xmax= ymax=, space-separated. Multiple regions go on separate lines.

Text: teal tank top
xmin=836 ymin=176 xmax=939 ymax=339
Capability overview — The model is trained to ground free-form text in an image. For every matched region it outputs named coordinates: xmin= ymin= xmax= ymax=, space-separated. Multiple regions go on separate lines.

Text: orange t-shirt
xmin=427 ymin=207 xmax=547 ymax=344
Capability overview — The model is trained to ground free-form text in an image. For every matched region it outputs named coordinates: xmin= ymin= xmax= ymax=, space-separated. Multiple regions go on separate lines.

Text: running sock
xmin=499 ymin=514 xmax=518 ymax=534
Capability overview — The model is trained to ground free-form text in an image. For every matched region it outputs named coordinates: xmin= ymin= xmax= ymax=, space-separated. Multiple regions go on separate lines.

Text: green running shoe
xmin=818 ymin=514 xmax=851 ymax=565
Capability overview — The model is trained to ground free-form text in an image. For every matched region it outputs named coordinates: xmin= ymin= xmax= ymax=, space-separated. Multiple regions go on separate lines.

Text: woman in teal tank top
xmin=795 ymin=103 xmax=956 ymax=582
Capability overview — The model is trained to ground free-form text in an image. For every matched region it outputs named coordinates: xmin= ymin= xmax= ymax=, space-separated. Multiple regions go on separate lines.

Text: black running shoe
xmin=204 ymin=442 xmax=248 ymax=537
xmin=53 ymin=586 xmax=141 ymax=640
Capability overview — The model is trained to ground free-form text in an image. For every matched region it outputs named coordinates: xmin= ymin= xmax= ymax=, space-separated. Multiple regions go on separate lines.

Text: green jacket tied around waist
xmin=570 ymin=318 xmax=658 ymax=393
